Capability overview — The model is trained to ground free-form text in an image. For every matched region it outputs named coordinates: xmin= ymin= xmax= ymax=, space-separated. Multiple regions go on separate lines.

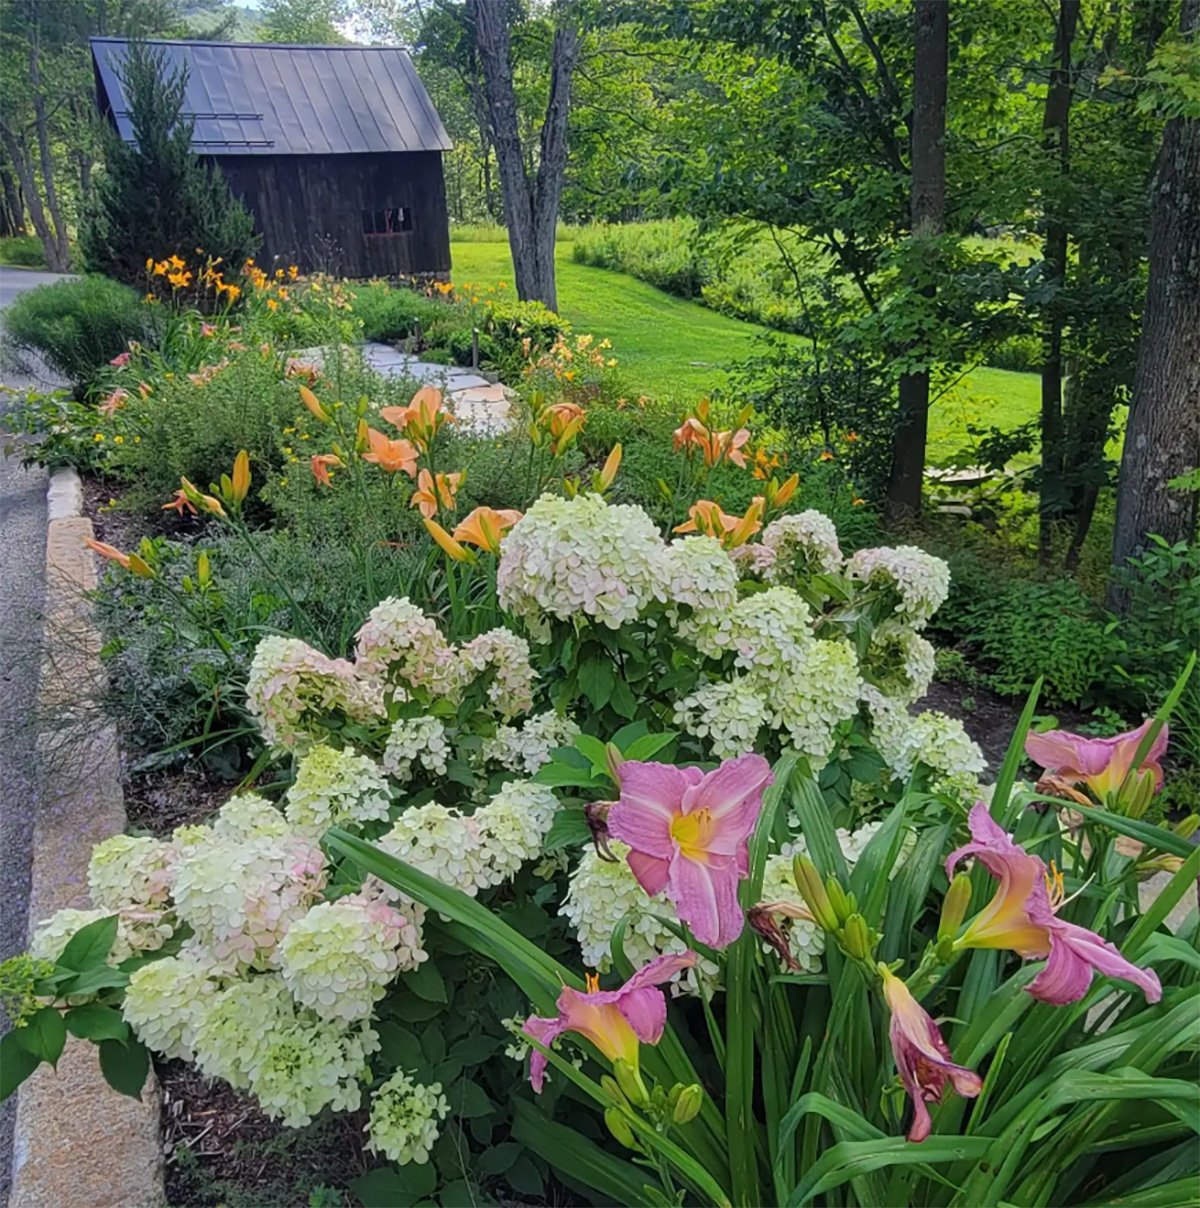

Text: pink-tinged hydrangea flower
xmin=246 ymin=634 xmax=384 ymax=748
xmin=1025 ymin=719 xmax=1168 ymax=802
xmin=760 ymin=510 xmax=843 ymax=579
xmin=607 ymin=755 xmax=773 ymax=948
xmin=946 ymin=803 xmax=1162 ymax=1005
xmin=283 ymin=743 xmax=392 ymax=836
xmin=845 ymin=545 xmax=950 ymax=628
xmin=880 ymin=966 xmax=981 ymax=1142
xmin=457 ymin=628 xmax=536 ymax=719
xmin=522 ymin=952 xmax=697 ymax=1092
xmin=87 ymin=833 xmax=175 ymax=912
xmin=123 ymin=955 xmax=223 ymax=1061
xmin=353 ymin=596 xmax=464 ymax=699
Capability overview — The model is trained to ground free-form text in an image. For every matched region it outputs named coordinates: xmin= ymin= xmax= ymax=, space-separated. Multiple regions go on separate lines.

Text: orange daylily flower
xmin=179 ymin=477 xmax=226 ymax=518
xmin=453 ymin=506 xmax=522 ymax=555
xmin=310 ymin=453 xmax=342 ymax=488
xmin=410 ymin=469 xmax=464 ymax=519
xmin=84 ymin=539 xmax=153 ymax=578
xmin=764 ymin=472 xmax=800 ymax=511
xmin=98 ymin=389 xmax=129 ymax=418
xmin=674 ymin=498 xmax=764 ymax=548
xmin=381 ymin=386 xmax=453 ymax=451
xmin=362 ymin=428 xmax=419 ymax=476
xmin=674 ymin=416 xmax=751 ymax=469
xmin=819 ymin=450 xmax=835 ymax=462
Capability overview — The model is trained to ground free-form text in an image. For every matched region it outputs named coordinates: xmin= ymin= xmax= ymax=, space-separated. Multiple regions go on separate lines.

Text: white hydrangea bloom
xmin=759 ymin=854 xmax=825 ymax=971
xmin=685 ymin=587 xmax=813 ymax=676
xmin=246 ymin=634 xmax=384 ymax=748
xmin=845 ymin=546 xmax=951 ymax=629
xmin=87 ymin=834 xmax=175 ymax=913
xmin=365 ymin=1070 xmax=449 ymax=1165
xmin=483 ymin=711 xmax=580 ymax=775
xmin=662 ymin=536 xmax=740 ymax=614
xmin=761 ymin=510 xmax=843 ymax=579
xmin=475 ymin=780 xmax=560 ymax=884
xmin=498 ymin=493 xmax=668 ymax=632
xmin=250 ymin=1017 xmax=378 ymax=1127
xmin=211 ymin=794 xmax=290 ymax=841
xmin=673 ymin=677 xmax=769 ymax=759
xmin=172 ymin=832 xmax=326 ymax=969
xmin=458 ymin=628 xmax=536 ymax=720
xmin=863 ymin=622 xmax=936 ymax=705
xmin=867 ymin=696 xmax=986 ymax=799
xmin=123 ymin=955 xmax=223 ymax=1061
xmin=354 ymin=596 xmax=463 ymax=699
xmin=192 ymin=975 xmax=295 ymax=1090
xmin=284 ymin=744 xmax=392 ymax=836
xmin=280 ymin=893 xmax=422 ymax=1024
xmin=770 ymin=639 xmax=863 ymax=761
xmin=382 ymin=716 xmax=451 ymax=783
xmin=377 ymin=803 xmax=488 ymax=896
xmin=29 ymin=907 xmax=134 ymax=966
xmin=727 ymin=543 xmax=778 ymax=581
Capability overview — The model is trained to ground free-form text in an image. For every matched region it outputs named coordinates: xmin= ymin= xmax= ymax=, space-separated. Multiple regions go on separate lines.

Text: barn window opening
xmin=362 ymin=207 xmax=412 ymax=235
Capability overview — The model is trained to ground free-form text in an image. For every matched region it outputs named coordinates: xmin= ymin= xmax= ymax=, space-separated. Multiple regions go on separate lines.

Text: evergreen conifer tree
xmin=80 ymin=40 xmax=258 ymax=285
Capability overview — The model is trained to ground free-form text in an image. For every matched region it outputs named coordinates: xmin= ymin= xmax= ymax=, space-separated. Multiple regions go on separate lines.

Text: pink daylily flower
xmin=607 ymin=754 xmax=773 ymax=949
xmin=946 ymin=803 xmax=1162 ymax=1006
xmin=522 ymin=952 xmax=697 ymax=1093
xmin=109 ymin=350 xmax=131 ymax=368
xmin=881 ymin=965 xmax=982 ymax=1142
xmin=1025 ymin=719 xmax=1168 ymax=802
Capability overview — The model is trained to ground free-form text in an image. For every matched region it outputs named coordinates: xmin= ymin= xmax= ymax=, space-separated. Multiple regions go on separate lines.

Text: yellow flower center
xmin=1045 ymin=861 xmax=1066 ymax=911
xmin=670 ymin=808 xmax=714 ymax=863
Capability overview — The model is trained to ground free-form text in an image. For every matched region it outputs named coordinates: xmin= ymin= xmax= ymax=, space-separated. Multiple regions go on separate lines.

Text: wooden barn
xmin=89 ymin=37 xmax=453 ymax=279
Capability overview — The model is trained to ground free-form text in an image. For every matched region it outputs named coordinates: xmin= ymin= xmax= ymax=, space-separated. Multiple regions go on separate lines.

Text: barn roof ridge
xmin=90 ymin=36 xmax=452 ymax=157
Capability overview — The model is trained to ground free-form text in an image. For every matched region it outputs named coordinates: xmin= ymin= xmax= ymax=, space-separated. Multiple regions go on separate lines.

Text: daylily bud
xmin=840 ymin=913 xmax=872 ymax=960
xmin=196 ymin=551 xmax=211 ymax=587
xmin=355 ymin=419 xmax=369 ymax=453
xmin=825 ymin=876 xmax=852 ymax=926
xmin=597 ymin=442 xmax=622 ymax=491
xmin=771 ymin=472 xmax=799 ymax=509
xmin=613 ymin=1058 xmax=649 ymax=1108
xmin=657 ymin=478 xmax=673 ymax=500
xmin=604 ymin=1108 xmax=637 ymax=1150
xmin=671 ymin=1084 xmax=703 ymax=1125
xmin=650 ymin=1084 xmax=668 ymax=1114
xmin=127 ymin=553 xmax=154 ymax=579
xmin=605 ymin=742 xmax=625 ymax=783
xmin=938 ymin=872 xmax=973 ymax=942
xmin=230 ymin=450 xmax=251 ymax=504
xmin=1174 ymin=813 xmax=1199 ymax=841
xmin=423 ymin=517 xmax=473 ymax=563
xmin=298 ymin=385 xmax=329 ymax=422
xmin=563 ymin=475 xmax=580 ymax=498
xmin=792 ymin=855 xmax=839 ymax=932
xmin=599 ymin=1075 xmax=625 ymax=1105
xmin=1115 ymin=768 xmax=1156 ymax=819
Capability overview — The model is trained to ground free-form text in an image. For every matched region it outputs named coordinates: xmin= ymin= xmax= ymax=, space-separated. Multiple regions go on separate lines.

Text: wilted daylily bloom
xmin=522 ymin=952 xmax=697 ymax=1093
xmin=880 ymin=965 xmax=982 ymax=1143
xmin=98 ymin=389 xmax=129 ymax=418
xmin=162 ymin=489 xmax=197 ymax=517
xmin=410 ymin=469 xmax=463 ymax=519
xmin=310 ymin=453 xmax=342 ymax=488
xmin=361 ymin=428 xmax=418 ymax=477
xmin=946 ymin=803 xmax=1162 ymax=1006
xmin=109 ymin=351 xmax=131 ymax=368
xmin=1025 ymin=719 xmax=1168 ymax=806
xmin=84 ymin=538 xmax=153 ymax=578
xmin=453 ymin=505 xmax=522 ymax=554
xmin=607 ymin=754 xmax=773 ymax=948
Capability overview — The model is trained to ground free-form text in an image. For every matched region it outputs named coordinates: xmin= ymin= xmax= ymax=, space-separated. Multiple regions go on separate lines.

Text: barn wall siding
xmin=211 ymin=151 xmax=451 ymax=278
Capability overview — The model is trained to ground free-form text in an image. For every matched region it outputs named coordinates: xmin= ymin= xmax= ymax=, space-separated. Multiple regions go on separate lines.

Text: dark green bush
xmin=988 ymin=333 xmax=1042 ymax=372
xmin=0 ymin=235 xmax=48 ymax=268
xmin=1 ymin=275 xmax=147 ymax=390
xmin=349 ymin=283 xmax=445 ymax=343
xmin=573 ymin=220 xmax=710 ymax=297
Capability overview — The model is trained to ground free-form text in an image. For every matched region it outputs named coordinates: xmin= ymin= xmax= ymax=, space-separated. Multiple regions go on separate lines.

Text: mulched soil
xmin=123 ymin=764 xmax=236 ymax=838
xmin=921 ymin=678 xmax=1095 ymax=776
xmin=80 ymin=471 xmax=153 ymax=554
xmin=160 ymin=1061 xmax=370 ymax=1207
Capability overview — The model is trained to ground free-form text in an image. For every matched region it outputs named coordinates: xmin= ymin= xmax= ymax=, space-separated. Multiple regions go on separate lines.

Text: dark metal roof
xmin=90 ymin=37 xmax=452 ymax=156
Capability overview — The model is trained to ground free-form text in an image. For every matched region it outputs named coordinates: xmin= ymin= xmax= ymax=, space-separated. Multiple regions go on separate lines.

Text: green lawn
xmin=451 ymin=237 xmax=1040 ymax=460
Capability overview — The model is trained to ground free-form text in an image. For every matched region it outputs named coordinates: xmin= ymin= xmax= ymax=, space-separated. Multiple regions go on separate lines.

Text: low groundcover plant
xmin=1 ymin=492 xmax=1195 ymax=1208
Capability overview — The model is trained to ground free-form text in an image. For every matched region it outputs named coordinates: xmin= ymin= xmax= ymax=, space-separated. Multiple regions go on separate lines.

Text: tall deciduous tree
xmin=886 ymin=0 xmax=948 ymax=522
xmin=467 ymin=0 xmax=580 ymax=310
xmin=1110 ymin=0 xmax=1200 ymax=598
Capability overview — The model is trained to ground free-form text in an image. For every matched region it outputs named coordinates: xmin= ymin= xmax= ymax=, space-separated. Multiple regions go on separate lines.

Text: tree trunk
xmin=0 ymin=165 xmax=24 ymax=235
xmin=1109 ymin=4 xmax=1200 ymax=605
xmin=469 ymin=0 xmax=579 ymax=311
xmin=886 ymin=0 xmax=948 ymax=522
xmin=0 ymin=123 xmax=69 ymax=272
xmin=1037 ymin=0 xmax=1080 ymax=562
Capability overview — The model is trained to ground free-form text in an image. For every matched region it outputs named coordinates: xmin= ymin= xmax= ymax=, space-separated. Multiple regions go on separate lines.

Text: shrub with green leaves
xmin=1 ymin=275 xmax=147 ymax=390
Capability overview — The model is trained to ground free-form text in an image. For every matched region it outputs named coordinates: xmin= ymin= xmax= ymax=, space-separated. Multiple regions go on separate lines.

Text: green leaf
xmin=1041 ymin=801 xmax=1194 ymax=858
xmin=0 ymin=1030 xmax=42 ymax=1100
xmin=406 ymin=961 xmax=449 ymax=1004
xmin=64 ymin=1003 xmax=130 ymax=1043
xmin=991 ymin=679 xmax=1042 ymax=822
xmin=573 ymin=733 xmax=611 ymax=775
xmin=542 ymin=807 xmax=592 ymax=851
xmin=505 ymin=1154 xmax=545 ymax=1197
xmin=57 ymin=915 xmax=118 ymax=972
xmin=452 ymin=1079 xmax=493 ymax=1118
xmin=609 ymin=678 xmax=638 ymax=719
xmin=389 ymin=995 xmax=446 ymax=1023
xmin=450 ymin=1035 xmax=498 ymax=1065
xmin=98 ymin=1038 xmax=150 ymax=1099
xmin=60 ymin=965 xmax=129 ymax=997
xmin=476 ymin=1141 xmax=520 ymax=1177
xmin=421 ymin=1025 xmax=446 ymax=1067
xmin=531 ymin=761 xmax=603 ymax=789
xmin=352 ymin=1163 xmax=436 ymax=1207
xmin=376 ymin=1020 xmax=422 ymax=1068
xmin=1123 ymin=843 xmax=1200 ymax=957
xmin=579 ymin=656 xmax=615 ymax=710
xmin=621 ymin=731 xmax=678 ymax=762
xmin=15 ymin=1007 xmax=67 ymax=1066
